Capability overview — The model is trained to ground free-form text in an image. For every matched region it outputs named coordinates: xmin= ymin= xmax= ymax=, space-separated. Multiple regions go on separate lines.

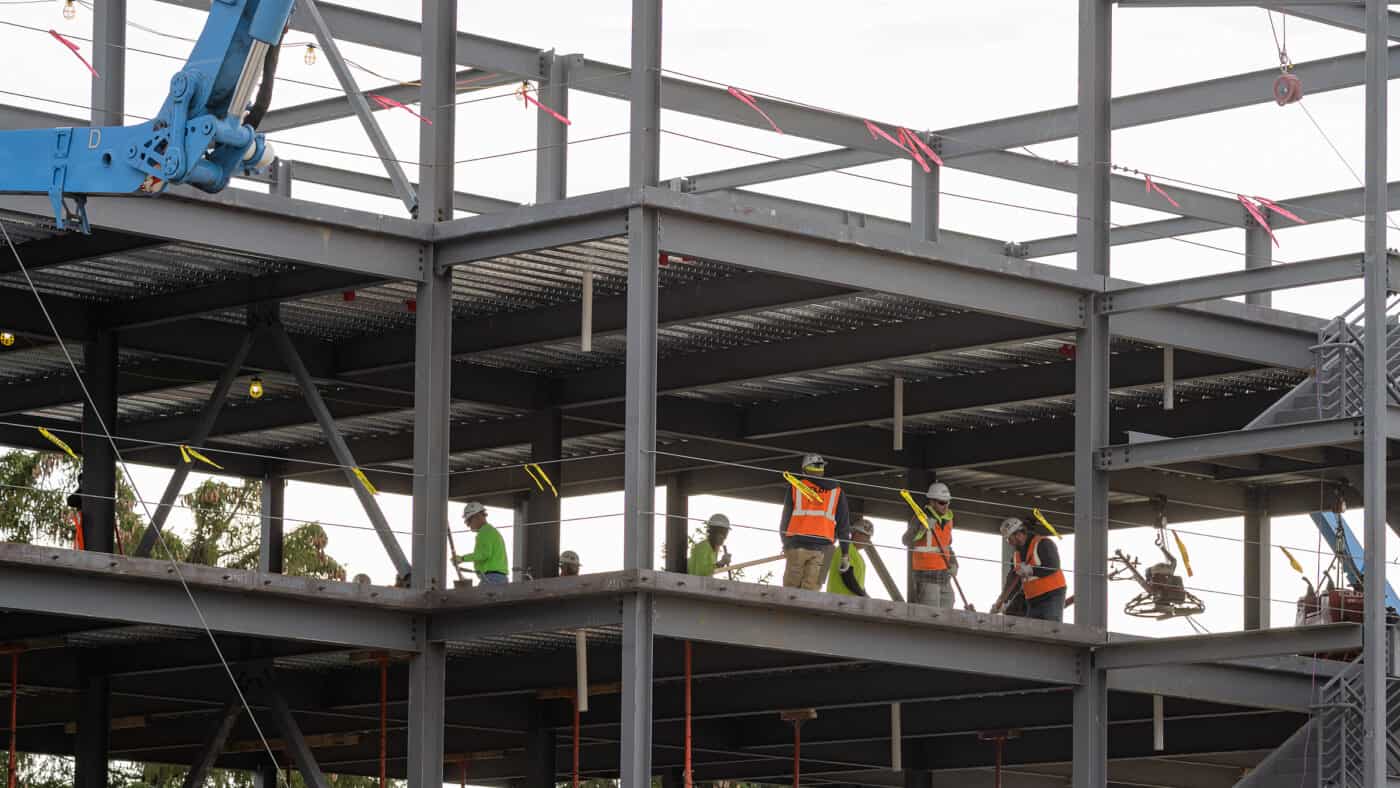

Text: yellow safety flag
xmin=783 ymin=472 xmax=824 ymax=504
xmin=1031 ymin=508 xmax=1062 ymax=539
xmin=179 ymin=445 xmax=223 ymax=470
xmin=37 ymin=427 xmax=78 ymax=460
xmin=1171 ymin=529 xmax=1194 ymax=577
xmin=352 ymin=467 xmax=378 ymax=496
xmin=1280 ymin=545 xmax=1305 ymax=575
xmin=900 ymin=488 xmax=930 ymax=530
xmin=525 ymin=463 xmax=558 ymax=497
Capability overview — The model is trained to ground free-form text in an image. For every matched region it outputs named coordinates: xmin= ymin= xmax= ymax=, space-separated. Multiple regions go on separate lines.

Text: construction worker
xmin=991 ymin=517 xmax=1066 ymax=621
xmin=454 ymin=501 xmax=508 ymax=585
xmin=779 ymin=453 xmax=851 ymax=591
xmin=904 ymin=481 xmax=958 ymax=608
xmin=828 ymin=517 xmax=873 ymax=597
xmin=688 ymin=514 xmax=732 ymax=576
xmin=559 ymin=550 xmax=581 ymax=577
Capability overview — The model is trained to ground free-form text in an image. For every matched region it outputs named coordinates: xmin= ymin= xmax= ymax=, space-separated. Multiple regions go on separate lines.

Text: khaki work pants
xmin=783 ymin=547 xmax=829 ymax=590
xmin=912 ymin=570 xmax=954 ymax=609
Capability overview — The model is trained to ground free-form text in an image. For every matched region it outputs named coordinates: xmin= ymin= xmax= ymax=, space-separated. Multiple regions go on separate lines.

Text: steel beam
xmin=90 ymin=0 xmax=125 ymax=128
xmin=1245 ymin=214 xmax=1273 ymax=308
xmin=1363 ymin=1 xmax=1390 ymax=783
xmin=0 ymin=231 xmax=161 ymax=277
xmin=536 ymin=52 xmax=571 ymax=204
xmin=258 ymin=69 xmax=516 ymax=132
xmin=664 ymin=473 xmax=689 ymax=573
xmin=1097 ymin=624 xmax=1361 ymax=670
xmin=259 ymin=472 xmax=285 ymax=574
xmin=1096 ymin=417 xmax=1368 ymax=470
xmin=1281 ymin=3 xmax=1400 ymax=40
xmin=134 ymin=332 xmax=254 ymax=557
xmin=911 ymin=153 xmax=940 ymax=243
xmin=74 ymin=656 xmax=110 ymax=788
xmin=180 ymin=700 xmax=242 ymax=788
xmin=1074 ymin=3 xmax=1112 ymax=787
xmin=526 ymin=407 xmax=563 ymax=580
xmin=271 ymin=324 xmax=411 ymax=581
xmin=80 ymin=329 xmax=118 ymax=554
xmin=1100 ymin=253 xmax=1365 ymax=314
xmin=245 ymin=160 xmax=518 ymax=215
xmin=262 ymin=684 xmax=330 ymax=788
xmin=1243 ymin=488 xmax=1270 ymax=630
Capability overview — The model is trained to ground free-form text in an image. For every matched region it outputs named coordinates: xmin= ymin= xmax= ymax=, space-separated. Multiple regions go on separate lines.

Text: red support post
xmin=684 ymin=640 xmax=693 ymax=788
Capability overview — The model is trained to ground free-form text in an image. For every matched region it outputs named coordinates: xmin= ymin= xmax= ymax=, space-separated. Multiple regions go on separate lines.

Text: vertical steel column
xmin=253 ymin=763 xmax=279 ymax=788
xmin=536 ymin=51 xmax=571 ymax=203
xmin=1073 ymin=2 xmax=1112 ymax=787
xmin=273 ymin=160 xmax=293 ymax=198
xmin=904 ymin=467 xmax=931 ymax=602
xmin=911 ymin=156 xmax=940 ymax=243
xmin=665 ymin=473 xmax=689 ymax=573
xmin=526 ymin=406 xmax=563 ymax=579
xmin=903 ymin=769 xmax=932 ymax=788
xmin=1245 ymin=219 xmax=1272 ymax=308
xmin=260 ymin=470 xmax=285 ymax=574
xmin=513 ymin=492 xmax=530 ymax=582
xmin=1243 ymin=488 xmax=1270 ymax=630
xmin=525 ymin=701 xmax=557 ymax=788
xmin=74 ymin=657 xmax=109 ymax=788
xmin=622 ymin=0 xmax=662 ymax=782
xmin=90 ymin=0 xmax=124 ymax=127
xmin=407 ymin=2 xmax=455 ymax=787
xmin=80 ymin=330 xmax=117 ymax=553
xmin=1362 ymin=0 xmax=1390 ymax=784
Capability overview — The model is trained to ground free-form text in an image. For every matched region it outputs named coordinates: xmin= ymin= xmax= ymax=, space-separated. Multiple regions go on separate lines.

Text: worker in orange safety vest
xmin=991 ymin=517 xmax=1067 ymax=622
xmin=778 ymin=453 xmax=851 ymax=591
xmin=903 ymin=481 xmax=958 ymax=608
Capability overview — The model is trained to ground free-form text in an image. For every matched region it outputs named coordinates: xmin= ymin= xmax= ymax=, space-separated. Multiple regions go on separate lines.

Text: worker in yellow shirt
xmin=827 ymin=517 xmax=873 ymax=596
xmin=687 ymin=514 xmax=732 ymax=576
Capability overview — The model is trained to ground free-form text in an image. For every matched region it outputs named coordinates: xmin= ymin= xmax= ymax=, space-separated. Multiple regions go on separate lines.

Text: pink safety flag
xmin=727 ymin=86 xmax=783 ymax=134
xmin=369 ymin=94 xmax=431 ymax=124
xmin=1252 ymin=195 xmax=1306 ymax=225
xmin=1238 ymin=195 xmax=1280 ymax=247
xmin=49 ymin=30 xmax=98 ymax=78
xmin=897 ymin=127 xmax=930 ymax=173
xmin=1144 ymin=175 xmax=1180 ymax=209
xmin=898 ymin=126 xmax=943 ymax=167
xmin=517 ymin=83 xmax=571 ymax=126
xmin=865 ymin=119 xmax=929 ymax=172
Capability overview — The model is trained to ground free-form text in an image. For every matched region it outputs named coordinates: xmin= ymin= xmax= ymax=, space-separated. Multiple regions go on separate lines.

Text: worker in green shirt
xmin=828 ymin=518 xmax=873 ymax=596
xmin=454 ymin=501 xmax=508 ymax=585
xmin=687 ymin=514 xmax=732 ymax=576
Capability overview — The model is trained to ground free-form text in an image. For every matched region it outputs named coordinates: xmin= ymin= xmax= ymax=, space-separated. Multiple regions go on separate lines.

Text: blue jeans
xmin=480 ymin=572 xmax=508 ymax=585
xmin=1026 ymin=589 xmax=1065 ymax=622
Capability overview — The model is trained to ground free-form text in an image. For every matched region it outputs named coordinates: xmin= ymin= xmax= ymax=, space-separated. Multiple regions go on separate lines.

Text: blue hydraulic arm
xmin=1309 ymin=510 xmax=1400 ymax=611
xmin=0 ymin=0 xmax=294 ymax=231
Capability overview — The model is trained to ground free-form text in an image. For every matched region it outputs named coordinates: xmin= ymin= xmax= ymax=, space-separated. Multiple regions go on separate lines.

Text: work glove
xmin=947 ymin=556 xmax=960 ymax=578
xmin=1015 ymin=562 xmax=1036 ymax=579
xmin=839 ymin=554 xmax=852 ymax=572
xmin=717 ymin=547 xmax=731 ymax=568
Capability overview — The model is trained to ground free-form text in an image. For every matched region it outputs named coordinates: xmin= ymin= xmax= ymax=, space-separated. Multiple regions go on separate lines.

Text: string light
xmin=61 ymin=0 xmax=75 ymax=20
xmin=248 ymin=377 xmax=264 ymax=400
xmin=0 ymin=332 xmax=14 ymax=347
xmin=303 ymin=43 xmax=316 ymax=66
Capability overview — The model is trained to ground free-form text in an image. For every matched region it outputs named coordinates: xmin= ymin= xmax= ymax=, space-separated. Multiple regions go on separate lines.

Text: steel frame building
xmin=0 ymin=0 xmax=1394 ymax=785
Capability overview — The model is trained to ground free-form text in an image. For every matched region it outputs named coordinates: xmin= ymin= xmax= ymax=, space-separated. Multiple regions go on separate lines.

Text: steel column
xmin=1244 ymin=216 xmax=1273 ymax=307
xmin=135 ymin=332 xmax=253 ymax=557
xmin=180 ymin=701 xmax=241 ymax=788
xmin=73 ymin=657 xmax=109 ymax=788
xmin=513 ymin=492 xmax=529 ymax=581
xmin=80 ymin=329 xmax=117 ymax=554
xmin=1074 ymin=2 xmax=1112 ymax=787
xmin=408 ymin=4 xmax=455 ymax=788
xmin=1243 ymin=488 xmax=1270 ymax=631
xmin=536 ymin=51 xmax=571 ymax=204
xmin=622 ymin=0 xmax=662 ymax=783
xmin=1363 ymin=0 xmax=1390 ymax=784
xmin=911 ymin=155 xmax=940 ymax=243
xmin=273 ymin=160 xmax=293 ymax=198
xmin=259 ymin=471 xmax=285 ymax=574
xmin=526 ymin=407 xmax=563 ymax=580
xmin=90 ymin=0 xmax=124 ymax=127
xmin=525 ymin=700 xmax=558 ymax=787
xmin=665 ymin=472 xmax=690 ymax=573
xmin=271 ymin=324 xmax=411 ymax=581
xmin=904 ymin=466 xmax=931 ymax=599
xmin=295 ymin=0 xmax=418 ymax=213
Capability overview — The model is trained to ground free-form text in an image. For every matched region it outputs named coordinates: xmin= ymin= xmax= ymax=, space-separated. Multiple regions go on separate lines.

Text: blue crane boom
xmin=0 ymin=0 xmax=294 ymax=231
xmin=1309 ymin=510 xmax=1400 ymax=612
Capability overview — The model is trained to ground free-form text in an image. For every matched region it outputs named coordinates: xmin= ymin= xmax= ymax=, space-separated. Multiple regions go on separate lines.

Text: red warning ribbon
xmin=49 ymin=29 xmax=98 ymax=78
xmin=516 ymin=83 xmax=571 ymax=126
xmin=1238 ymin=195 xmax=1279 ymax=247
xmin=1144 ymin=175 xmax=1180 ymax=209
xmin=1252 ymin=195 xmax=1306 ymax=225
xmin=727 ymin=86 xmax=782 ymax=134
xmin=899 ymin=126 xmax=943 ymax=167
xmin=369 ymin=94 xmax=431 ymax=124
xmin=866 ymin=120 xmax=942 ymax=172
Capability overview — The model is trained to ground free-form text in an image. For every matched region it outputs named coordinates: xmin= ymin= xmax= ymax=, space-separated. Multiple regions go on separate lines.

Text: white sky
xmin=4 ymin=2 xmax=1400 ymax=780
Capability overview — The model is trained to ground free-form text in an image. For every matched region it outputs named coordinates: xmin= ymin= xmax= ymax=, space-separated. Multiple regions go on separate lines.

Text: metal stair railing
xmin=1314 ymin=629 xmax=1400 ymax=787
xmin=1313 ymin=295 xmax=1400 ymax=422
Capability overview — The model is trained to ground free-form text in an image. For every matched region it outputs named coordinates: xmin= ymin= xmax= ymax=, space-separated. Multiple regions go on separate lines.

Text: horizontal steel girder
xmin=1095 ymin=416 xmax=1380 ymax=470
xmin=1095 ymin=624 xmax=1362 ymax=670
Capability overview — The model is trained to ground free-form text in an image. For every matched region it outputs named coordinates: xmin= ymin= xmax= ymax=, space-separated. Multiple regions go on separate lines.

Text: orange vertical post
xmin=378 ymin=655 xmax=387 ymax=788
xmin=684 ymin=640 xmax=693 ymax=788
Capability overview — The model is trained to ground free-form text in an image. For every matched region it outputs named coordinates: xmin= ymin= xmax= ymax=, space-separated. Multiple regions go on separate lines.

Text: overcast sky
xmin=3 ymin=4 xmax=1400 ymax=779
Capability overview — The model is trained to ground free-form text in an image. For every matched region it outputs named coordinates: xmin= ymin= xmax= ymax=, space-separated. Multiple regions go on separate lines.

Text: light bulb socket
xmin=248 ymin=377 xmax=264 ymax=399
xmin=0 ymin=332 xmax=15 ymax=347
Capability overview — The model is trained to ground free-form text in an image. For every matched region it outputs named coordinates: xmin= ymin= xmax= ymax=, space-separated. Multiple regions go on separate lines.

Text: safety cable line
xmin=0 ymin=220 xmax=292 ymax=787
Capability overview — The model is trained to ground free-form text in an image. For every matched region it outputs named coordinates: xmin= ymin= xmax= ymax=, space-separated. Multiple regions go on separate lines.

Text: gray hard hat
xmin=999 ymin=517 xmax=1026 ymax=539
xmin=926 ymin=482 xmax=952 ymax=503
xmin=559 ymin=550 xmax=581 ymax=567
xmin=852 ymin=517 xmax=875 ymax=536
xmin=706 ymin=513 xmax=731 ymax=530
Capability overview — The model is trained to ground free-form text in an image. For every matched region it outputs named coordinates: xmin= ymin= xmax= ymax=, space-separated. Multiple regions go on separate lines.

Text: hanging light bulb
xmin=62 ymin=0 xmax=76 ymax=20
xmin=248 ymin=377 xmax=264 ymax=400
xmin=303 ymin=44 xmax=317 ymax=66
xmin=0 ymin=332 xmax=14 ymax=347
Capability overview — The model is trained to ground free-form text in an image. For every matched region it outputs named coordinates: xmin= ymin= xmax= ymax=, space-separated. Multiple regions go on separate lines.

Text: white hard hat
xmin=461 ymin=501 xmax=487 ymax=520
xmin=559 ymin=550 xmax=581 ymax=567
xmin=999 ymin=517 xmax=1026 ymax=539
xmin=801 ymin=453 xmax=827 ymax=471
xmin=926 ymin=482 xmax=952 ymax=503
xmin=852 ymin=517 xmax=875 ymax=536
xmin=706 ymin=513 xmax=731 ymax=530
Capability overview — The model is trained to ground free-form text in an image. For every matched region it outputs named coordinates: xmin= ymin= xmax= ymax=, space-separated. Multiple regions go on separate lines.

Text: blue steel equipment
xmin=0 ymin=0 xmax=295 ymax=231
